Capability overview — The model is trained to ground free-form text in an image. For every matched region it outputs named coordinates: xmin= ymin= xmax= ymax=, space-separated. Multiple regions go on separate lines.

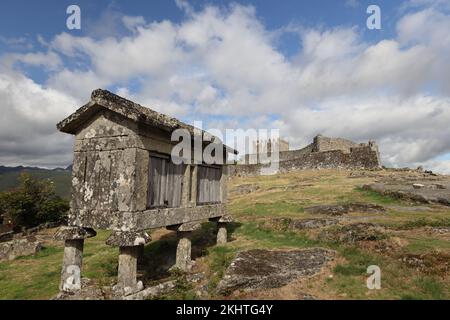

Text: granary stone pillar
xmin=54 ymin=226 xmax=96 ymax=292
xmin=176 ymin=232 xmax=193 ymax=272
xmin=106 ymin=231 xmax=151 ymax=295
xmin=118 ymin=246 xmax=139 ymax=291
xmin=217 ymin=223 xmax=228 ymax=245
xmin=210 ymin=215 xmax=233 ymax=245
xmin=167 ymin=222 xmax=201 ymax=272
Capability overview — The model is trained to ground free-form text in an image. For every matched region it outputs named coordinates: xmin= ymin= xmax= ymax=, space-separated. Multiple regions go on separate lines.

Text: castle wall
xmin=229 ymin=145 xmax=381 ymax=177
xmin=312 ymin=135 xmax=359 ymax=153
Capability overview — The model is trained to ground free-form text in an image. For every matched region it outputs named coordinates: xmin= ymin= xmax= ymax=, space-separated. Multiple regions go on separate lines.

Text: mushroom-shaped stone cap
xmin=106 ymin=231 xmax=151 ymax=247
xmin=209 ymin=215 xmax=234 ymax=223
xmin=167 ymin=221 xmax=202 ymax=232
xmin=54 ymin=226 xmax=97 ymax=240
xmin=218 ymin=215 xmax=234 ymax=223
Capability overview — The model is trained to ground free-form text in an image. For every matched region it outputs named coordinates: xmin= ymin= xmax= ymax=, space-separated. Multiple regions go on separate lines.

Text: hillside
xmin=0 ymin=169 xmax=449 ymax=299
xmin=0 ymin=166 xmax=72 ymax=199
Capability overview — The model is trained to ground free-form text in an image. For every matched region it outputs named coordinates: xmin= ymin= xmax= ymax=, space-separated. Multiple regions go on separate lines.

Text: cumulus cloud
xmin=0 ymin=71 xmax=77 ymax=167
xmin=1 ymin=1 xmax=450 ymax=172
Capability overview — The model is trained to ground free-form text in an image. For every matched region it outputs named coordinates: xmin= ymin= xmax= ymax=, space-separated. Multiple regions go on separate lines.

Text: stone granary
xmin=55 ymin=89 xmax=237 ymax=295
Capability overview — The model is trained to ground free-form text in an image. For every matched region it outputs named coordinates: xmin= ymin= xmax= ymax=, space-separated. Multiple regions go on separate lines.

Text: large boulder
xmin=216 ymin=248 xmax=334 ymax=295
xmin=0 ymin=236 xmax=42 ymax=261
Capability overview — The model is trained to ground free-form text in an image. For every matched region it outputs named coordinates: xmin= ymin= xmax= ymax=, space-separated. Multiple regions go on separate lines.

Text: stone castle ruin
xmin=231 ymin=134 xmax=381 ymax=176
xmin=242 ymin=138 xmax=290 ymax=164
xmin=55 ymin=89 xmax=236 ymax=295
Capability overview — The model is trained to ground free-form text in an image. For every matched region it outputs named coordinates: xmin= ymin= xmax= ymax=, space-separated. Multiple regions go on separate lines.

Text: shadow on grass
xmin=140 ymin=221 xmax=242 ymax=283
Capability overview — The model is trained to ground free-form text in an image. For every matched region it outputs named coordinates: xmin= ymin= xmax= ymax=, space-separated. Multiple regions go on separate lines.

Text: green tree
xmin=0 ymin=173 xmax=69 ymax=229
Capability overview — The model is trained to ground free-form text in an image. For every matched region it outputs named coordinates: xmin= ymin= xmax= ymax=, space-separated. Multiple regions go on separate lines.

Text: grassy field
xmin=0 ymin=169 xmax=449 ymax=299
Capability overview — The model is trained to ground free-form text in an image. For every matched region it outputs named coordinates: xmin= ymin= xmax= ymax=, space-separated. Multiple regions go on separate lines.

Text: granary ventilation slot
xmin=197 ymin=165 xmax=222 ymax=205
xmin=147 ymin=153 xmax=184 ymax=209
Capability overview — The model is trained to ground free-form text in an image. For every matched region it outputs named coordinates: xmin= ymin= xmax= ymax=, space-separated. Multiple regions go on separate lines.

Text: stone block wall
xmin=312 ymin=135 xmax=359 ymax=153
xmin=229 ymin=145 xmax=381 ymax=177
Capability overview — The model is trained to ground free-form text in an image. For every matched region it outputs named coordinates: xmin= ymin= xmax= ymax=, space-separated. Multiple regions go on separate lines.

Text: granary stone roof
xmin=57 ymin=89 xmax=238 ymax=154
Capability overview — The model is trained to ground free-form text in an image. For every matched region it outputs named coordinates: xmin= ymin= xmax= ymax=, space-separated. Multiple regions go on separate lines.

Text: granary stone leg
xmin=210 ymin=215 xmax=233 ymax=246
xmin=54 ymin=226 xmax=96 ymax=292
xmin=217 ymin=223 xmax=228 ymax=245
xmin=167 ymin=222 xmax=201 ymax=272
xmin=106 ymin=230 xmax=151 ymax=295
xmin=176 ymin=231 xmax=193 ymax=271
xmin=60 ymin=239 xmax=84 ymax=292
xmin=118 ymin=246 xmax=139 ymax=290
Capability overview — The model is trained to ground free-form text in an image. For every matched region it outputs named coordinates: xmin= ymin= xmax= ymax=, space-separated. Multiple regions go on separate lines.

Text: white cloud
xmin=2 ymin=51 xmax=62 ymax=71
xmin=0 ymin=71 xmax=78 ymax=167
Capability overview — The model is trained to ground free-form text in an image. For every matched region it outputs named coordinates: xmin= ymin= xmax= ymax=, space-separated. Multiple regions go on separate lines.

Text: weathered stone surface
xmin=305 ymin=203 xmax=385 ymax=216
xmin=124 ymin=280 xmax=176 ymax=300
xmin=54 ymin=278 xmax=105 ymax=300
xmin=426 ymin=226 xmax=450 ymax=234
xmin=106 ymin=231 xmax=151 ymax=247
xmin=174 ymin=231 xmax=193 ymax=272
xmin=71 ymin=204 xmax=226 ymax=231
xmin=399 ymin=252 xmax=450 ymax=275
xmin=230 ymin=184 xmax=260 ymax=196
xmin=116 ymin=246 xmax=143 ymax=295
xmin=363 ymin=180 xmax=450 ymax=206
xmin=216 ymin=248 xmax=335 ymax=294
xmin=0 ymin=237 xmax=42 ymax=261
xmin=54 ymin=226 xmax=96 ymax=240
xmin=269 ymin=217 xmax=339 ymax=231
xmin=135 ymin=204 xmax=226 ymax=230
xmin=318 ymin=223 xmax=387 ymax=243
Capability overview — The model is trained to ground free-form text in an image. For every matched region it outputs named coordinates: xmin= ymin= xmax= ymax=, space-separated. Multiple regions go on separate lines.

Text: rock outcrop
xmin=216 ymin=248 xmax=335 ymax=295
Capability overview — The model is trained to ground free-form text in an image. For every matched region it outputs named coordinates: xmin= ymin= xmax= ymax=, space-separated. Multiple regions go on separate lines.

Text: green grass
xmin=205 ymin=246 xmax=237 ymax=293
xmin=405 ymin=237 xmax=450 ymax=254
xmin=151 ymin=271 xmax=198 ymax=300
xmin=0 ymin=230 xmax=116 ymax=300
xmin=236 ymin=222 xmax=319 ymax=248
xmin=0 ymin=246 xmax=63 ymax=299
xmin=395 ymin=217 xmax=450 ymax=230
xmin=231 ymin=201 xmax=305 ymax=218
xmin=355 ymin=187 xmax=402 ymax=205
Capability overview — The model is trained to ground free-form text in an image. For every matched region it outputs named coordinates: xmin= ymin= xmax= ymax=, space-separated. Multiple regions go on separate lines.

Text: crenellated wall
xmin=231 ymin=135 xmax=381 ymax=176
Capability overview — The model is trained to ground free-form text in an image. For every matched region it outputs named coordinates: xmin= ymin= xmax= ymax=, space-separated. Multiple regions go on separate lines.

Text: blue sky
xmin=1 ymin=0 xmax=450 ymax=171
xmin=0 ymin=0 xmax=401 ymax=55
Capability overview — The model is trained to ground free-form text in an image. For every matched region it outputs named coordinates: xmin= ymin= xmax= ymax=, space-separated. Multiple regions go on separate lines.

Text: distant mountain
xmin=0 ymin=165 xmax=72 ymax=199
xmin=0 ymin=165 xmax=72 ymax=174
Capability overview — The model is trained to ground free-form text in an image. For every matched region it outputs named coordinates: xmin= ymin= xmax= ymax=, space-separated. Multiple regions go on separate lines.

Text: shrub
xmin=0 ymin=173 xmax=69 ymax=229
